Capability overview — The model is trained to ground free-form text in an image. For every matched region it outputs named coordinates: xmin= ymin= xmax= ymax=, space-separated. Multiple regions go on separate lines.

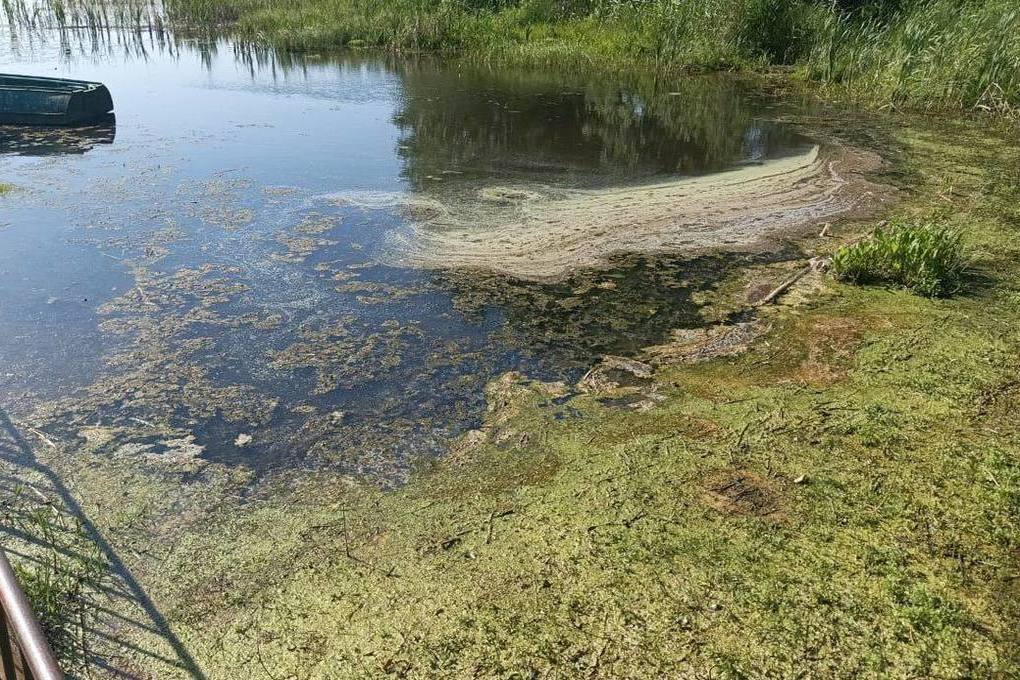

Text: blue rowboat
xmin=0 ymin=74 xmax=114 ymax=125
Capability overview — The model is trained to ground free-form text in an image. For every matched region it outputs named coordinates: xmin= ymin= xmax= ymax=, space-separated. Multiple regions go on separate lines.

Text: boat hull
xmin=0 ymin=75 xmax=114 ymax=126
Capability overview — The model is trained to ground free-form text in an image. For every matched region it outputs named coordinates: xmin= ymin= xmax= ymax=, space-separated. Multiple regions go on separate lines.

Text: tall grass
xmin=2 ymin=0 xmax=165 ymax=29
xmin=808 ymin=0 xmax=1020 ymax=110
xmin=163 ymin=0 xmax=821 ymax=60
xmin=3 ymin=0 xmax=1018 ymax=110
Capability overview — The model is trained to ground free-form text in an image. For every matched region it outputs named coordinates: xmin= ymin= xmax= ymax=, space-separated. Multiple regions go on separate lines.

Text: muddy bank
xmin=385 ymin=144 xmax=888 ymax=281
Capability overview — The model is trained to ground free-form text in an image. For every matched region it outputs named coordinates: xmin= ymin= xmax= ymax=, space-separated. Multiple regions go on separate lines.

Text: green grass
xmin=0 ymin=183 xmax=14 ymax=195
xmin=832 ymin=218 xmax=967 ymax=297
xmin=807 ymin=0 xmax=1020 ymax=111
xmin=5 ymin=487 xmax=106 ymax=672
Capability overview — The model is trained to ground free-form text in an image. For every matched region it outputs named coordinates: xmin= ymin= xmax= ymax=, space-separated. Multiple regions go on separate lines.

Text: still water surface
xmin=0 ymin=27 xmax=810 ymax=479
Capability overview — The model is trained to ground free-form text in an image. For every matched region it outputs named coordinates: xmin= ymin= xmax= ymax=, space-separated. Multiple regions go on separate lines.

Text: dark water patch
xmin=0 ymin=117 xmax=116 ymax=156
xmin=437 ymin=247 xmax=802 ymax=363
xmin=391 ymin=62 xmax=810 ymax=190
xmin=167 ymin=248 xmax=800 ymax=474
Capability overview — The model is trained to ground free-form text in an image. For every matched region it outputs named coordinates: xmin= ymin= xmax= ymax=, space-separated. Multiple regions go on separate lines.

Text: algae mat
xmin=386 ymin=144 xmax=888 ymax=280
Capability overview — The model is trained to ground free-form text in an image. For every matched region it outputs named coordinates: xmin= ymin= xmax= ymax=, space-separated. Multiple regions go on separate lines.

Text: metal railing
xmin=0 ymin=550 xmax=63 ymax=680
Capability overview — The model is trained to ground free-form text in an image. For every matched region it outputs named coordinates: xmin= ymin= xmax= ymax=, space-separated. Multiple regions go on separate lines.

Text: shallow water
xmin=0 ymin=26 xmax=813 ymax=479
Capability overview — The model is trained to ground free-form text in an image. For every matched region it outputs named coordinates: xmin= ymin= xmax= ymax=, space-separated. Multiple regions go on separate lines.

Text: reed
xmin=807 ymin=0 xmax=1020 ymax=110
xmin=2 ymin=0 xmax=165 ymax=29
xmin=163 ymin=0 xmax=1019 ymax=110
xmin=4 ymin=0 xmax=1018 ymax=111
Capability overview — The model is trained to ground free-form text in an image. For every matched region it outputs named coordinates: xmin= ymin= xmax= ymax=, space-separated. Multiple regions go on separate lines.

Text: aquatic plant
xmin=832 ymin=219 xmax=966 ymax=297
xmin=6 ymin=0 xmax=170 ymax=32
xmin=103 ymin=123 xmax=1020 ymax=677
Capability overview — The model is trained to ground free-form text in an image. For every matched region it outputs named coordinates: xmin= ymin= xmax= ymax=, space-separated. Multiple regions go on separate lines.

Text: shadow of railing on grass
xmin=0 ymin=408 xmax=205 ymax=679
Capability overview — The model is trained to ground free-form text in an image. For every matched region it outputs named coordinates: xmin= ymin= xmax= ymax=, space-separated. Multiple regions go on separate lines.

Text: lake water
xmin=0 ymin=25 xmax=812 ymax=480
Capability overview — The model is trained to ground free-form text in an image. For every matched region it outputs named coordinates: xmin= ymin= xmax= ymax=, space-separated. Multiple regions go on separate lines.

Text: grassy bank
xmin=160 ymin=0 xmax=1020 ymax=110
xmin=6 ymin=0 xmax=1016 ymax=109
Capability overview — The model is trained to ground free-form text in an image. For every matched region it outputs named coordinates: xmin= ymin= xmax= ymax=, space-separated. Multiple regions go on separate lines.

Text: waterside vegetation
xmin=3 ymin=0 xmax=1018 ymax=111
xmin=2 ymin=486 xmax=105 ymax=672
xmin=159 ymin=0 xmax=1020 ymax=111
xmin=832 ymin=218 xmax=967 ymax=297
